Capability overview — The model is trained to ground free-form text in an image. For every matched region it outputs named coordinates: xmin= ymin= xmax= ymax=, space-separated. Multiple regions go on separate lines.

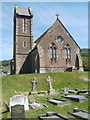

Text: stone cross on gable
xmin=56 ymin=13 xmax=59 ymax=19
xmin=46 ymin=76 xmax=53 ymax=90
xmin=31 ymin=77 xmax=38 ymax=91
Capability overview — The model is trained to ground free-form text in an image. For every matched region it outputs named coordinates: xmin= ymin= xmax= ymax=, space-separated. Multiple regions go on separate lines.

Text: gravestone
xmin=46 ymin=98 xmax=70 ymax=106
xmin=68 ymin=108 xmax=90 ymax=120
xmin=62 ymin=94 xmax=88 ymax=102
xmin=46 ymin=76 xmax=59 ymax=95
xmin=39 ymin=112 xmax=69 ymax=120
xmin=11 ymin=105 xmax=25 ymax=119
xmin=10 ymin=94 xmax=29 ymax=112
xmin=29 ymin=100 xmax=48 ymax=109
xmin=30 ymin=77 xmax=38 ymax=95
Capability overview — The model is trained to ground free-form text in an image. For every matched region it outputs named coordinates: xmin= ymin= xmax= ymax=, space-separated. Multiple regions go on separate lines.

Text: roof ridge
xmin=56 ymin=18 xmax=80 ymax=49
xmin=35 ymin=18 xmax=80 ymax=49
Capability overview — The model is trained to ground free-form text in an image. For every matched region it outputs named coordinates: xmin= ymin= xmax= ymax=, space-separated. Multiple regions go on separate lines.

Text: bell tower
xmin=11 ymin=6 xmax=33 ymax=74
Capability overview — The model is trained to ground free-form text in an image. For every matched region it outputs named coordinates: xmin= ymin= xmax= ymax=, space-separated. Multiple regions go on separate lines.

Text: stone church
xmin=11 ymin=6 xmax=83 ymax=74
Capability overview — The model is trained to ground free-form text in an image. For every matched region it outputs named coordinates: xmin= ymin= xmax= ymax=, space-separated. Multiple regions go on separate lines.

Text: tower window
xmin=23 ymin=41 xmax=27 ymax=48
xmin=49 ymin=43 xmax=57 ymax=60
xmin=23 ymin=18 xmax=27 ymax=32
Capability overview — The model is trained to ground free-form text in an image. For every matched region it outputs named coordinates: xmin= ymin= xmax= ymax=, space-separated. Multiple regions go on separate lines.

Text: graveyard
xmin=1 ymin=71 xmax=89 ymax=119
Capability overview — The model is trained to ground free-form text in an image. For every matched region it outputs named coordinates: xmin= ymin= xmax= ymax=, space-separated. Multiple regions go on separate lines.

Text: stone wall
xmin=13 ymin=13 xmax=33 ymax=74
xmin=36 ymin=19 xmax=83 ymax=73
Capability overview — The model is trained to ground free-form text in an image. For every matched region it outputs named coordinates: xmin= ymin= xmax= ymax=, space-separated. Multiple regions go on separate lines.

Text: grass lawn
xmin=1 ymin=71 xmax=89 ymax=119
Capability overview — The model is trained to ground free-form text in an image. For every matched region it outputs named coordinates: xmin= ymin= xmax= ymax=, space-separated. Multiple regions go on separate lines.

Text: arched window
xmin=65 ymin=44 xmax=71 ymax=59
xmin=23 ymin=18 xmax=27 ymax=32
xmin=53 ymin=47 xmax=56 ymax=59
xmin=65 ymin=48 xmax=67 ymax=59
xmin=49 ymin=43 xmax=57 ymax=60
xmin=50 ymin=47 xmax=53 ymax=59
xmin=67 ymin=47 xmax=71 ymax=59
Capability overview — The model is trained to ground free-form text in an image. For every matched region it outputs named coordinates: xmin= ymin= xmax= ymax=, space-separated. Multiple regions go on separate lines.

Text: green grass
xmin=2 ymin=71 xmax=89 ymax=119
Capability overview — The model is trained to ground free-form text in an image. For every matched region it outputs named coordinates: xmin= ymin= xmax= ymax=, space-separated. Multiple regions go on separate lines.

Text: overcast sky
xmin=1 ymin=2 xmax=88 ymax=60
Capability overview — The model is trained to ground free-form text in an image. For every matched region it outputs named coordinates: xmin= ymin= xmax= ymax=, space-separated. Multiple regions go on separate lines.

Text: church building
xmin=11 ymin=6 xmax=83 ymax=74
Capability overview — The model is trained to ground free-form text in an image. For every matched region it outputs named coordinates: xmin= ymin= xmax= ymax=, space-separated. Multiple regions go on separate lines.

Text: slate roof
xmin=15 ymin=6 xmax=32 ymax=16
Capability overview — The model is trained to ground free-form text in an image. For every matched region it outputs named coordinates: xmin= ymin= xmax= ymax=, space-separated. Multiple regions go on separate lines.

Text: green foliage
xmin=80 ymin=49 xmax=90 ymax=57
xmin=2 ymin=72 xmax=89 ymax=118
xmin=80 ymin=49 xmax=90 ymax=71
xmin=0 ymin=60 xmax=11 ymax=68
xmin=82 ymin=57 xmax=90 ymax=71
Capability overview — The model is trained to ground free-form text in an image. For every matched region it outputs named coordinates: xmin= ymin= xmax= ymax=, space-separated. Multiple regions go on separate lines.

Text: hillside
xmin=2 ymin=72 xmax=89 ymax=118
xmin=80 ymin=49 xmax=90 ymax=71
xmin=0 ymin=60 xmax=11 ymax=69
xmin=80 ymin=49 xmax=90 ymax=57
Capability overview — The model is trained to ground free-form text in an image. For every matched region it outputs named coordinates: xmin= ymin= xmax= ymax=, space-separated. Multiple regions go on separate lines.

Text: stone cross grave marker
xmin=46 ymin=76 xmax=53 ymax=90
xmin=11 ymin=105 xmax=25 ymax=119
xmin=30 ymin=77 xmax=38 ymax=95
xmin=46 ymin=76 xmax=59 ymax=95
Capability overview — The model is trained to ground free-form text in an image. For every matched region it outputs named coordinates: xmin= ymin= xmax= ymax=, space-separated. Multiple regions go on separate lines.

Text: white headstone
xmin=10 ymin=94 xmax=29 ymax=112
